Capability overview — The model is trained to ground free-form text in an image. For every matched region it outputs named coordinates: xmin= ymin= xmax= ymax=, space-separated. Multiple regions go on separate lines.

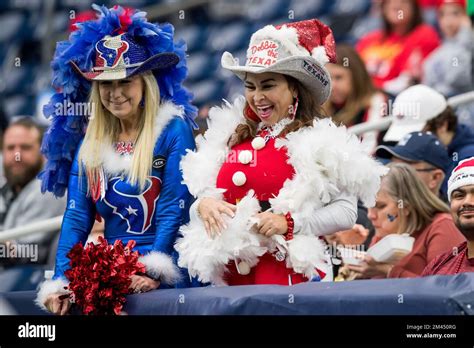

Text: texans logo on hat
xmin=70 ymin=33 xmax=179 ymax=81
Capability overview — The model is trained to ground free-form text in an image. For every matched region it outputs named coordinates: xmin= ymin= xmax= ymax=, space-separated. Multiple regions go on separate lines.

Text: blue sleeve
xmin=53 ymin=143 xmax=96 ymax=280
xmin=152 ymin=118 xmax=195 ymax=255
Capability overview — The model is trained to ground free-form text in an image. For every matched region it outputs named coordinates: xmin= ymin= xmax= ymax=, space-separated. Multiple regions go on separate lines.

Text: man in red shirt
xmin=422 ymin=157 xmax=474 ymax=275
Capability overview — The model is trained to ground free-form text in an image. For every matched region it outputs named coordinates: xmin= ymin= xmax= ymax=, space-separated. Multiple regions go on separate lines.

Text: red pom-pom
xmin=65 ymin=237 xmax=145 ymax=315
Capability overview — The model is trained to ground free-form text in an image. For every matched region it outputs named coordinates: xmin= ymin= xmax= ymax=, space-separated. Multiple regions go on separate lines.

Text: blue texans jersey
xmin=53 ymin=116 xmax=196 ymax=287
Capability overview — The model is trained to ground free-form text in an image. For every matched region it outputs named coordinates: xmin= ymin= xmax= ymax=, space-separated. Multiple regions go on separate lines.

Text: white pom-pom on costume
xmin=176 ymin=191 xmax=266 ymax=285
xmin=139 ymin=251 xmax=182 ymax=285
xmin=35 ymin=278 xmax=70 ymax=312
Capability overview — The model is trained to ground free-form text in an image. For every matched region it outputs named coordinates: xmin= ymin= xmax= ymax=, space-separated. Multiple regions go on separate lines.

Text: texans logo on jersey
xmin=103 ymin=176 xmax=161 ymax=234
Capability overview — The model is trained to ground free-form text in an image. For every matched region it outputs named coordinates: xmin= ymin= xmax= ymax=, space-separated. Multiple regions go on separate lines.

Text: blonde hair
xmin=78 ymin=72 xmax=160 ymax=193
xmin=381 ymin=162 xmax=449 ymax=235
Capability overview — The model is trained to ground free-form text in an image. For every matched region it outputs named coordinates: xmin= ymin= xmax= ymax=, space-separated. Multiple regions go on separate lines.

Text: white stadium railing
xmin=0 ymin=92 xmax=473 ymax=243
xmin=0 ymin=216 xmax=63 ymax=243
xmin=350 ymin=91 xmax=474 ymax=136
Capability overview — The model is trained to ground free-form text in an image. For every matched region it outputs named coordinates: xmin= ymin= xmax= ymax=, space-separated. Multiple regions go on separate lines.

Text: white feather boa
xmin=177 ymin=97 xmax=388 ymax=285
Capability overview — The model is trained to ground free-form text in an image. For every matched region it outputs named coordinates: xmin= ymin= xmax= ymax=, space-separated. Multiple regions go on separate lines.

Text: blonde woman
xmin=35 ymin=6 xmax=197 ymax=314
xmin=348 ymin=162 xmax=465 ymax=279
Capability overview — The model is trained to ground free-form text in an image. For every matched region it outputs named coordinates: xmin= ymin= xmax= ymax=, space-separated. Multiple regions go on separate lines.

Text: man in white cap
xmin=422 ymin=157 xmax=474 ymax=276
xmin=383 ymin=84 xmax=474 ymax=195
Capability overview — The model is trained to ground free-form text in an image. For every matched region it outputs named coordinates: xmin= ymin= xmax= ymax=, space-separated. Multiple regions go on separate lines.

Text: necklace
xmin=114 ymin=141 xmax=135 ymax=156
xmin=453 ymin=245 xmax=468 ymax=274
xmin=257 ymin=117 xmax=293 ymax=141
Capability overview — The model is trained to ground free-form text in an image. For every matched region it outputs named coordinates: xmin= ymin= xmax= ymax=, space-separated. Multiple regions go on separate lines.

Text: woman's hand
xmin=198 ymin=197 xmax=236 ymax=238
xmin=346 ymin=255 xmax=393 ymax=279
xmin=328 ymin=224 xmax=370 ymax=246
xmin=255 ymin=212 xmax=288 ymax=237
xmin=129 ymin=274 xmax=160 ymax=293
xmin=44 ymin=292 xmax=71 ymax=316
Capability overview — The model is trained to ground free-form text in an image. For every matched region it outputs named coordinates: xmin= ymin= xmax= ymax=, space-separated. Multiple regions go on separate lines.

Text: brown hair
xmin=229 ymin=75 xmax=326 ymax=147
xmin=7 ymin=117 xmax=45 ymax=146
xmin=382 ymin=162 xmax=450 ymax=235
xmin=323 ymin=44 xmax=378 ymax=126
xmin=423 ymin=106 xmax=457 ymax=133
xmin=381 ymin=0 xmax=423 ymax=37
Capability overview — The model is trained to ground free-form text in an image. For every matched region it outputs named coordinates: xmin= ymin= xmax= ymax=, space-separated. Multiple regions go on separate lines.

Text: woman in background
xmin=348 ymin=162 xmax=465 ymax=279
xmin=357 ymin=0 xmax=440 ymax=95
xmin=323 ymin=44 xmax=388 ymax=154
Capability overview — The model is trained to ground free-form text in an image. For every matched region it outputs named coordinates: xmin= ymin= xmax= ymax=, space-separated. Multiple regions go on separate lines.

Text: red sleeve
xmin=389 ymin=265 xmax=419 ymax=278
xmin=424 ymin=217 xmax=465 ymax=264
xmin=413 ymin=25 xmax=440 ymax=59
xmin=356 ymin=30 xmax=382 ymax=55
xmin=420 ymin=255 xmax=442 ymax=277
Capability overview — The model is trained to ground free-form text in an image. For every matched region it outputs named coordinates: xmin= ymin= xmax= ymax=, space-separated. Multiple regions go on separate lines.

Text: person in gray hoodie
xmin=0 ymin=117 xmax=66 ymax=268
xmin=422 ymin=0 xmax=473 ymax=97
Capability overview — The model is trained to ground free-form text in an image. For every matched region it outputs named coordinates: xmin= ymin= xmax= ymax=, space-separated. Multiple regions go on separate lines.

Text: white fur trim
xmin=35 ymin=278 xmax=70 ymax=312
xmin=99 ymin=100 xmax=184 ymax=176
xmin=139 ymin=251 xmax=182 ymax=285
xmin=271 ymin=118 xmax=388 ymax=214
xmin=176 ymin=190 xmax=266 ymax=285
xmin=286 ymin=235 xmax=331 ymax=280
xmin=181 ymin=97 xmax=246 ymax=198
xmin=447 ymin=157 xmax=474 ymax=201
xmin=311 ymin=46 xmax=329 ymax=65
xmin=250 ymin=25 xmax=309 ymax=58
xmin=178 ymin=98 xmax=387 ymax=284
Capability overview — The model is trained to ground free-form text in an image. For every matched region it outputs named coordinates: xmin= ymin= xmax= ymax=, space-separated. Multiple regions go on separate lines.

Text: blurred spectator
xmin=383 ymin=84 xmax=474 ymax=195
xmin=357 ymin=0 xmax=440 ymax=95
xmin=347 ymin=162 xmax=465 ymax=278
xmin=423 ymin=0 xmax=473 ymax=97
xmin=422 ymin=156 xmax=474 ymax=276
xmin=0 ymin=100 xmax=10 ymax=185
xmin=0 ymin=118 xmax=66 ymax=268
xmin=375 ymin=131 xmax=450 ymax=198
xmin=323 ymin=44 xmax=389 ymax=154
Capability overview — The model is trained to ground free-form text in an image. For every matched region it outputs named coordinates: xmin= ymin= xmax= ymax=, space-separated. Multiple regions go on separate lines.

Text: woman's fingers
xmin=51 ymin=298 xmax=61 ymax=314
xmin=208 ymin=216 xmax=219 ymax=237
xmin=204 ymin=220 xmax=211 ymax=236
xmin=223 ymin=202 xmax=237 ymax=212
xmin=59 ymin=299 xmax=70 ymax=316
xmin=212 ymin=211 xmax=227 ymax=231
xmin=219 ymin=205 xmax=235 ymax=219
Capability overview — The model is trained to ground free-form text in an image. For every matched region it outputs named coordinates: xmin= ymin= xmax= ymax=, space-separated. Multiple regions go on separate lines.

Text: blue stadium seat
xmin=206 ymin=22 xmax=251 ymax=53
xmin=245 ymin=0 xmax=289 ymax=22
xmin=185 ymin=79 xmax=224 ymax=107
xmin=187 ymin=52 xmax=214 ymax=82
xmin=287 ymin=0 xmax=330 ymax=19
xmin=0 ymin=12 xmax=25 ymax=44
xmin=175 ymin=24 xmax=206 ymax=53
xmin=4 ymin=95 xmax=28 ymax=119
xmin=331 ymin=0 xmax=371 ymax=16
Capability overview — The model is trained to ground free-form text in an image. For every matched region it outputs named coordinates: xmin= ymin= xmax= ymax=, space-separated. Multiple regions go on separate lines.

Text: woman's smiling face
xmin=98 ymin=75 xmax=144 ymax=121
xmin=244 ymin=72 xmax=296 ymax=126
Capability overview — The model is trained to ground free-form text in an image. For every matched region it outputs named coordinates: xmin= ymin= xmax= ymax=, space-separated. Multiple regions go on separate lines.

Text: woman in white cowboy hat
xmin=176 ymin=19 xmax=388 ymax=286
xmin=35 ymin=5 xmax=197 ymax=314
